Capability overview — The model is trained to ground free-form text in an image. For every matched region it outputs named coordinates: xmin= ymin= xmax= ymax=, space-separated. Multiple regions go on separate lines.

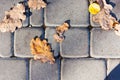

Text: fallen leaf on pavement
xmin=28 ymin=0 xmax=46 ymax=10
xmin=30 ymin=37 xmax=55 ymax=64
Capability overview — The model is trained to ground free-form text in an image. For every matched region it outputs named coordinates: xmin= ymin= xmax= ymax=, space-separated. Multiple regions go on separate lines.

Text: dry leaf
xmin=0 ymin=3 xmax=26 ymax=32
xmin=30 ymin=37 xmax=55 ymax=64
xmin=28 ymin=0 xmax=46 ymax=10
xmin=54 ymin=22 xmax=69 ymax=42
xmin=53 ymin=34 xmax=64 ymax=42
xmin=92 ymin=0 xmax=117 ymax=30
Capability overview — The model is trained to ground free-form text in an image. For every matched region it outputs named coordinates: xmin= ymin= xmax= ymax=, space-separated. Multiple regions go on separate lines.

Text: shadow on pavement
xmin=105 ymin=64 xmax=120 ymax=80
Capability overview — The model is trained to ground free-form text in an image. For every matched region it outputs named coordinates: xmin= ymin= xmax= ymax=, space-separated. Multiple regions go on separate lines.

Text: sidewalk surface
xmin=0 ymin=0 xmax=120 ymax=80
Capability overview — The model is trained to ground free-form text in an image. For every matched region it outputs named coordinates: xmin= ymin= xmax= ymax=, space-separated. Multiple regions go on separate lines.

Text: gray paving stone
xmin=0 ymin=32 xmax=12 ymax=57
xmin=0 ymin=0 xmax=28 ymax=26
xmin=107 ymin=59 xmax=120 ymax=80
xmin=45 ymin=0 xmax=89 ymax=27
xmin=0 ymin=58 xmax=28 ymax=80
xmin=61 ymin=28 xmax=89 ymax=57
xmin=91 ymin=28 xmax=120 ymax=58
xmin=30 ymin=9 xmax=44 ymax=26
xmin=14 ymin=27 xmax=43 ymax=57
xmin=45 ymin=28 xmax=60 ymax=57
xmin=61 ymin=58 xmax=106 ymax=80
xmin=30 ymin=59 xmax=59 ymax=80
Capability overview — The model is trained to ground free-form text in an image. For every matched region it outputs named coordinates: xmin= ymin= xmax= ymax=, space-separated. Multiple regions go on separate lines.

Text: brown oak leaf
xmin=30 ymin=37 xmax=55 ymax=64
xmin=54 ymin=22 xmax=69 ymax=42
xmin=0 ymin=3 xmax=26 ymax=32
xmin=28 ymin=0 xmax=46 ymax=10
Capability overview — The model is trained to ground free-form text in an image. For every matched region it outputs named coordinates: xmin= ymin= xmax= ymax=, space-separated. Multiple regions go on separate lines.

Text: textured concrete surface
xmin=91 ymin=28 xmax=120 ymax=58
xmin=30 ymin=9 xmax=44 ymax=26
xmin=0 ymin=58 xmax=28 ymax=80
xmin=30 ymin=59 xmax=60 ymax=80
xmin=61 ymin=28 xmax=89 ymax=57
xmin=45 ymin=0 xmax=89 ymax=27
xmin=61 ymin=58 xmax=106 ymax=80
xmin=0 ymin=32 xmax=12 ymax=57
xmin=0 ymin=0 xmax=120 ymax=80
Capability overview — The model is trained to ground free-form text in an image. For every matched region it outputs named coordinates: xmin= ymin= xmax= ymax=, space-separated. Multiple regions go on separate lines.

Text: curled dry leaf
xmin=54 ymin=22 xmax=69 ymax=42
xmin=30 ymin=37 xmax=55 ymax=64
xmin=0 ymin=3 xmax=26 ymax=32
xmin=28 ymin=0 xmax=46 ymax=10
xmin=92 ymin=0 xmax=117 ymax=30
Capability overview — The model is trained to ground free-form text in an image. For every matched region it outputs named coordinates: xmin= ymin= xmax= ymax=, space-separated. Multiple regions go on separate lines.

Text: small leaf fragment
xmin=30 ymin=37 xmax=55 ymax=64
xmin=28 ymin=0 xmax=46 ymax=10
xmin=54 ymin=22 xmax=69 ymax=42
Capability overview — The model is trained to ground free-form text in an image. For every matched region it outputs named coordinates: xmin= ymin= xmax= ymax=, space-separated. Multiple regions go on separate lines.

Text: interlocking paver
xmin=0 ymin=0 xmax=28 ymax=26
xmin=45 ymin=0 xmax=89 ymax=27
xmin=107 ymin=59 xmax=120 ymax=80
xmin=91 ymin=28 xmax=120 ymax=58
xmin=14 ymin=27 xmax=43 ymax=57
xmin=30 ymin=59 xmax=60 ymax=80
xmin=30 ymin=9 xmax=44 ymax=26
xmin=0 ymin=58 xmax=28 ymax=80
xmin=45 ymin=28 xmax=60 ymax=57
xmin=61 ymin=28 xmax=89 ymax=57
xmin=0 ymin=32 xmax=12 ymax=57
xmin=61 ymin=58 xmax=106 ymax=80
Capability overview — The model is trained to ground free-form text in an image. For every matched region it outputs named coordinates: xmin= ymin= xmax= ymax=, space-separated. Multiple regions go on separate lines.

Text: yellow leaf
xmin=89 ymin=3 xmax=100 ymax=14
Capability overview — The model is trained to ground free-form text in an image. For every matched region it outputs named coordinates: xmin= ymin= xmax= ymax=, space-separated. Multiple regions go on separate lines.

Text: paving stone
xmin=45 ymin=0 xmax=89 ymax=27
xmin=0 ymin=0 xmax=28 ymax=26
xmin=107 ymin=59 xmax=120 ymax=80
xmin=91 ymin=28 xmax=120 ymax=58
xmin=30 ymin=9 xmax=44 ymax=26
xmin=30 ymin=59 xmax=60 ymax=80
xmin=61 ymin=28 xmax=89 ymax=57
xmin=0 ymin=58 xmax=28 ymax=80
xmin=45 ymin=28 xmax=60 ymax=57
xmin=61 ymin=58 xmax=106 ymax=80
xmin=0 ymin=32 xmax=12 ymax=57
xmin=14 ymin=27 xmax=43 ymax=57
